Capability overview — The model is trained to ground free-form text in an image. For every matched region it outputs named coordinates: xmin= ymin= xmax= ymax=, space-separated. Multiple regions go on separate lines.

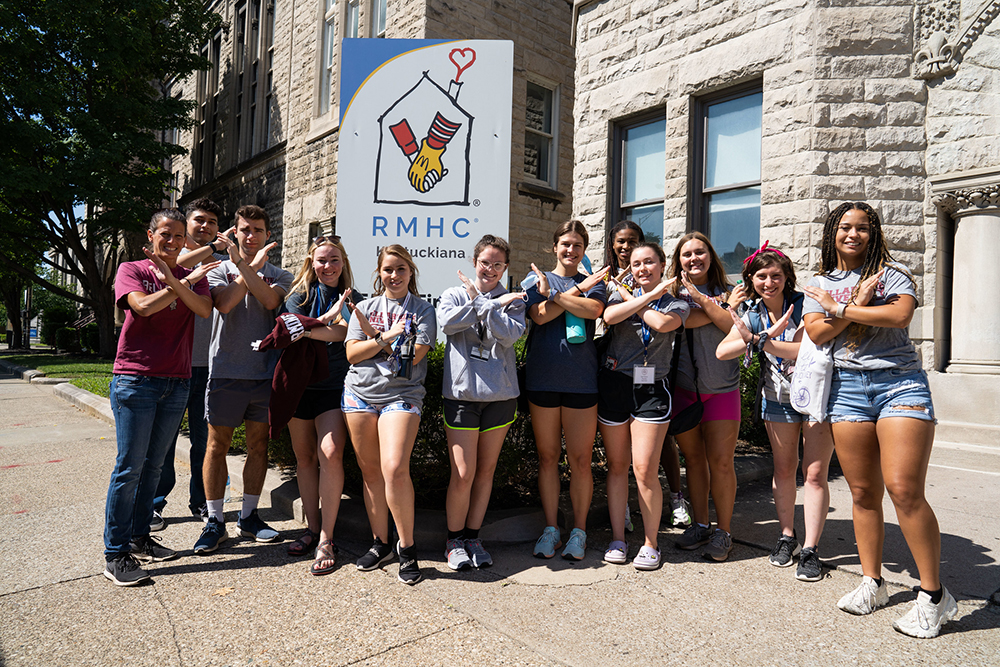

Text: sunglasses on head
xmin=313 ymin=235 xmax=341 ymax=246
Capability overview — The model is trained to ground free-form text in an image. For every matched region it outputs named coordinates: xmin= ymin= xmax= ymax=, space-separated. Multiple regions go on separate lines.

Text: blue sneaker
xmin=532 ymin=526 xmax=562 ymax=558
xmin=561 ymin=528 xmax=587 ymax=561
xmin=194 ymin=518 xmax=228 ymax=554
xmin=237 ymin=509 xmax=279 ymax=543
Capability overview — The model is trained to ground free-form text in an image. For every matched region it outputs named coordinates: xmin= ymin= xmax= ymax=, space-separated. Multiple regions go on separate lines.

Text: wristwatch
xmin=835 ymin=303 xmax=848 ymax=319
xmin=374 ymin=332 xmax=390 ymax=347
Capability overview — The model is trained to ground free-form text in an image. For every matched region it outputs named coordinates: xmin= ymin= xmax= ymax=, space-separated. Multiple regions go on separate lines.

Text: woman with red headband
xmin=717 ymin=241 xmax=835 ymax=582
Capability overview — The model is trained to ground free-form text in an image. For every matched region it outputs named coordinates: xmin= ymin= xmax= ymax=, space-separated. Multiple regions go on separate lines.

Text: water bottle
xmin=581 ymin=255 xmax=593 ymax=274
xmin=520 ymin=273 xmax=538 ymax=291
xmin=565 ymin=312 xmax=586 ymax=344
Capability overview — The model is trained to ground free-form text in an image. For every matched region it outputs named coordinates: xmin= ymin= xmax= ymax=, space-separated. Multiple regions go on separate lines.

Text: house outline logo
xmin=373 ymin=48 xmax=477 ymax=206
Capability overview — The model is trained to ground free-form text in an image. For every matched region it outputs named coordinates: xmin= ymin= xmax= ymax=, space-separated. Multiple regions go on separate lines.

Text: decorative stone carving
xmin=933 ymin=183 xmax=1000 ymax=216
xmin=914 ymin=0 xmax=1000 ymax=80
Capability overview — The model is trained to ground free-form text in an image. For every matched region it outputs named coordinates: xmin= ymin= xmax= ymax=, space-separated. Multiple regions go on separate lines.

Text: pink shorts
xmin=672 ymin=387 xmax=741 ymax=423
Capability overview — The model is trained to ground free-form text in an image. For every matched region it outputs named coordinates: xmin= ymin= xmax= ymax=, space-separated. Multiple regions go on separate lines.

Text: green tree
xmin=0 ymin=0 xmax=220 ymax=355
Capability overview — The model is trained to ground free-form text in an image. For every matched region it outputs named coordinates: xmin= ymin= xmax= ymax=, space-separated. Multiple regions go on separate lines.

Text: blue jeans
xmin=153 ymin=365 xmax=208 ymax=513
xmin=829 ymin=368 xmax=936 ymax=423
xmin=104 ymin=374 xmax=189 ymax=558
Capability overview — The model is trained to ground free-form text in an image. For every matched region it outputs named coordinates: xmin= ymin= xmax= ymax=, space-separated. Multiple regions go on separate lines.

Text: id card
xmin=633 ymin=365 xmax=655 ymax=385
xmin=376 ymin=360 xmax=395 ymax=377
xmin=470 ymin=345 xmax=490 ymax=362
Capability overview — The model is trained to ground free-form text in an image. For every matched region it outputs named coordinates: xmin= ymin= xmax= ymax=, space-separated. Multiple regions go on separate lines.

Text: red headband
xmin=743 ymin=240 xmax=787 ymax=266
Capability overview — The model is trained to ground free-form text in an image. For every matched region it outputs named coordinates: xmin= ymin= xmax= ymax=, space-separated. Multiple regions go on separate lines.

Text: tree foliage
xmin=0 ymin=0 xmax=220 ymax=354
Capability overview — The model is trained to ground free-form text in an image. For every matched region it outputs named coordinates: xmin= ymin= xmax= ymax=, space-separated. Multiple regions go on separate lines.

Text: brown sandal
xmin=309 ymin=540 xmax=337 ymax=576
xmin=287 ymin=529 xmax=319 ymax=557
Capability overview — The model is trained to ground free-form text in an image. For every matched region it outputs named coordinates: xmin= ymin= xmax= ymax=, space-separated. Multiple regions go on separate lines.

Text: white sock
xmin=206 ymin=499 xmax=225 ymax=522
xmin=241 ymin=493 xmax=260 ymax=520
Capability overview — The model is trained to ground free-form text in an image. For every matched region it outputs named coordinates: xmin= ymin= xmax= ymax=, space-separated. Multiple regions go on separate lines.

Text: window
xmin=346 ymin=0 xmax=359 ymax=38
xmin=524 ymin=81 xmax=557 ymax=188
xmin=613 ymin=115 xmax=666 ymax=246
xmin=194 ymin=30 xmax=222 ymax=183
xmin=693 ymin=85 xmax=762 ymax=274
xmin=370 ymin=0 xmax=386 ymax=37
xmin=318 ymin=0 xmax=337 ymax=116
xmin=234 ymin=0 xmax=277 ymax=162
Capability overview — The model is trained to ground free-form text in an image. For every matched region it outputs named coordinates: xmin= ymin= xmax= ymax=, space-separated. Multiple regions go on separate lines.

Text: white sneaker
xmin=445 ymin=538 xmax=472 ymax=571
xmin=837 ymin=576 xmax=889 ymax=615
xmin=670 ymin=493 xmax=692 ymax=528
xmin=892 ymin=588 xmax=958 ymax=638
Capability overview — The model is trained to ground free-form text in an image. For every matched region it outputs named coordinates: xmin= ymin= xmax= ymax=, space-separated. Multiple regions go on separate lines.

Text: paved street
xmin=1 ymin=368 xmax=998 ymax=666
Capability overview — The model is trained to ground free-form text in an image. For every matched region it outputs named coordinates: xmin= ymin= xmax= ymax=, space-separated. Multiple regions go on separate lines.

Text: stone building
xmin=169 ymin=0 xmax=576 ymax=286
xmin=570 ymin=0 xmax=1000 ymax=447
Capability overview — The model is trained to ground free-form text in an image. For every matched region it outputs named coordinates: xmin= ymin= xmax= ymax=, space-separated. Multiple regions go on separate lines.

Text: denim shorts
xmin=761 ymin=397 xmax=810 ymax=424
xmin=341 ymin=387 xmax=421 ymax=417
xmin=828 ymin=368 xmax=936 ymax=423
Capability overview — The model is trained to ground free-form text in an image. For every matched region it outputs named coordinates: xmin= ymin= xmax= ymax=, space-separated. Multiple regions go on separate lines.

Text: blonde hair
xmin=287 ymin=238 xmax=354 ymax=309
xmin=374 ymin=244 xmax=420 ymax=296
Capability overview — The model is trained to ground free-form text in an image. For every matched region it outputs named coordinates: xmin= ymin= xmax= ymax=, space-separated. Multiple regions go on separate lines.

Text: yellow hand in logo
xmin=408 ymin=139 xmax=448 ymax=193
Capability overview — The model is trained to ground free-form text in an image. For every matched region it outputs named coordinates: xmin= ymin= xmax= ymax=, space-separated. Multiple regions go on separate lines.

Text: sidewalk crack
xmin=153 ymin=586 xmax=185 ymax=667
xmin=337 ymin=619 xmax=471 ymax=666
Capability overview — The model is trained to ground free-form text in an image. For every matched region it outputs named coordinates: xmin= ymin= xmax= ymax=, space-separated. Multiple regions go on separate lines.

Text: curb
xmin=13 ymin=359 xmax=774 ymax=551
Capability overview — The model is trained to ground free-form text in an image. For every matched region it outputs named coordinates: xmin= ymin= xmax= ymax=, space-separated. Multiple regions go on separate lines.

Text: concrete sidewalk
xmin=1 ymin=369 xmax=998 ymax=666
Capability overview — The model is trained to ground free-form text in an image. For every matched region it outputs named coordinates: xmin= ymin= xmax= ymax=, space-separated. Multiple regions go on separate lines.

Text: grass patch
xmin=5 ymin=354 xmax=114 ymax=398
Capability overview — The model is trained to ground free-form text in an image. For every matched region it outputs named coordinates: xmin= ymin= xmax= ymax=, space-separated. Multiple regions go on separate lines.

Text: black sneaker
xmin=396 ymin=541 xmax=422 ymax=585
xmin=796 ymin=547 xmax=823 ymax=582
xmin=103 ymin=553 xmax=151 ymax=586
xmin=149 ymin=510 xmax=166 ymax=532
xmin=236 ymin=509 xmax=279 ymax=542
xmin=356 ymin=537 xmax=395 ymax=571
xmin=194 ymin=518 xmax=228 ymax=554
xmin=768 ymin=533 xmax=800 ymax=567
xmin=130 ymin=535 xmax=179 ymax=562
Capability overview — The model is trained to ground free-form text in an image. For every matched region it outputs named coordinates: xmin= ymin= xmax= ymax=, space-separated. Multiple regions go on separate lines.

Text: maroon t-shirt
xmin=113 ymin=260 xmax=211 ymax=377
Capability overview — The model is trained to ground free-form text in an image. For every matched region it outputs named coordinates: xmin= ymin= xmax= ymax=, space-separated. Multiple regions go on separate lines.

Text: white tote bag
xmin=790 ymin=328 xmax=834 ymax=422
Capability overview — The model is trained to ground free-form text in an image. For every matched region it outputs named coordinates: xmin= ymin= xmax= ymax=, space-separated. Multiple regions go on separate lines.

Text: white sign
xmin=338 ymin=39 xmax=514 ymax=301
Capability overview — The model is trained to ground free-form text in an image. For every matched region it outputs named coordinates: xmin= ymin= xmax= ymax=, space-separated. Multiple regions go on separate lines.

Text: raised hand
xmin=765 ymin=305 xmax=795 ymax=339
xmin=854 ymin=269 xmax=885 ymax=306
xmin=457 ymin=269 xmax=478 ymax=300
xmin=143 ymin=247 xmax=170 ymax=283
xmin=802 ymin=285 xmax=837 ymax=315
xmin=250 ymin=242 xmax=278 ymax=270
xmin=680 ymin=271 xmax=708 ymax=307
xmin=530 ymin=263 xmax=550 ymax=297
xmin=496 ymin=291 xmax=525 ymax=308
xmin=727 ymin=282 xmax=749 ymax=309
xmin=730 ymin=307 xmax=754 ymax=343
xmin=186 ymin=260 xmax=222 ymax=285
xmin=347 ymin=301 xmax=379 ymax=338
xmin=321 ymin=288 xmax=352 ymax=325
xmin=577 ymin=265 xmax=611 ymax=293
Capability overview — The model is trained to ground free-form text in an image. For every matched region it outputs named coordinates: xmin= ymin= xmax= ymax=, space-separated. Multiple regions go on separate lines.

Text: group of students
xmin=102 ymin=199 xmax=954 ymax=639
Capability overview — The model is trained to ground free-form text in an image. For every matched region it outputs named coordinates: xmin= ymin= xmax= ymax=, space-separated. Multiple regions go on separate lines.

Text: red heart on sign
xmin=449 ymin=48 xmax=477 ymax=81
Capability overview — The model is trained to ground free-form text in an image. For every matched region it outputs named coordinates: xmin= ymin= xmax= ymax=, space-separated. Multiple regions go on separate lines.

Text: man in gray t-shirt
xmin=194 ymin=205 xmax=293 ymax=554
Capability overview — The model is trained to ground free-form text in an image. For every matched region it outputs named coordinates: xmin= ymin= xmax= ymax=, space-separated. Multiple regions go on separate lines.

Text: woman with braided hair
xmin=802 ymin=202 xmax=954 ymax=638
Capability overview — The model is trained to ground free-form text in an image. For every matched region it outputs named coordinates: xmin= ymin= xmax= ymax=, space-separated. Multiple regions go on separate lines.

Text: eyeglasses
xmin=313 ymin=235 xmax=341 ymax=246
xmin=477 ymin=260 xmax=507 ymax=272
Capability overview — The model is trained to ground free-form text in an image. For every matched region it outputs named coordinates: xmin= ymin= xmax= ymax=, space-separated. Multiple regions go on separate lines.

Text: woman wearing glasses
xmin=438 ymin=235 xmax=526 ymax=571
xmin=282 ymin=235 xmax=359 ymax=575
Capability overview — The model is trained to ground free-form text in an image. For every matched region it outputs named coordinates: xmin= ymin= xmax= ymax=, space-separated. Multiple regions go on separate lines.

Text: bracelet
xmin=835 ymin=303 xmax=847 ymax=319
xmin=756 ymin=332 xmax=769 ymax=352
xmin=180 ymin=278 xmax=189 ymax=290
xmin=235 ymin=257 xmax=245 ymax=267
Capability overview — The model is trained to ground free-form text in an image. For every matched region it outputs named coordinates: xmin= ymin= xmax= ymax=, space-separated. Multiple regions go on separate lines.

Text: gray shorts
xmin=207 ymin=378 xmax=270 ymax=427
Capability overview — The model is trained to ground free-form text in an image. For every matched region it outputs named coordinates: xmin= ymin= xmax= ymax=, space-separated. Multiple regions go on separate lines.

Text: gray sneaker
xmin=675 ymin=523 xmax=712 ymax=550
xmin=464 ymin=538 xmax=493 ymax=568
xmin=130 ymin=535 xmax=179 ymax=562
xmin=445 ymin=538 xmax=472 ymax=571
xmin=795 ymin=547 xmax=823 ymax=582
xmin=704 ymin=529 xmax=732 ymax=561
xmin=768 ymin=533 xmax=801 ymax=567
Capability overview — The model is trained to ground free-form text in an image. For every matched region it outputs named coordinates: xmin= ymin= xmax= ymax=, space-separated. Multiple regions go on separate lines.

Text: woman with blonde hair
xmin=343 ymin=245 xmax=436 ymax=584
xmin=282 ymin=235 xmax=358 ymax=575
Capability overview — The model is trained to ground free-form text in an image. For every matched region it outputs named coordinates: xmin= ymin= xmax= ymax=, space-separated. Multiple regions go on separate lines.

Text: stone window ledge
xmin=516 ymin=181 xmax=566 ymax=206
xmin=306 ymin=114 xmax=340 ymax=145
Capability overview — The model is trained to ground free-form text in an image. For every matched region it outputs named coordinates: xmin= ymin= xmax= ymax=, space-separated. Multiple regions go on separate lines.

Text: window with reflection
xmin=613 ymin=116 xmax=665 ymax=247
xmin=694 ymin=86 xmax=762 ymax=274
xmin=371 ymin=0 xmax=386 ymax=37
xmin=525 ymin=81 xmax=557 ymax=187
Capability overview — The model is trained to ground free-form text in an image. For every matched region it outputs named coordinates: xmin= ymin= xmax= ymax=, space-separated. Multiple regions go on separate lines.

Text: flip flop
xmin=288 ymin=529 xmax=319 ymax=557
xmin=309 ymin=540 xmax=338 ymax=576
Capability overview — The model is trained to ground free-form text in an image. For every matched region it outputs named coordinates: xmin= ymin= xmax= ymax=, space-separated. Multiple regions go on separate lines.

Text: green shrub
xmin=81 ymin=322 xmax=100 ymax=352
xmin=55 ymin=327 xmax=78 ymax=352
xmin=36 ymin=290 xmax=76 ymax=346
xmin=738 ymin=354 xmax=770 ymax=453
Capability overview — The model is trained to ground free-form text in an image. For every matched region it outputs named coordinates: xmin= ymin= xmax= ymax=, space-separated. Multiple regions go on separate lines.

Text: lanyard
xmin=757 ymin=297 xmax=789 ymax=366
xmin=380 ymin=292 xmax=412 ymax=332
xmin=636 ymin=287 xmax=660 ymax=364
xmin=311 ymin=284 xmax=336 ymax=319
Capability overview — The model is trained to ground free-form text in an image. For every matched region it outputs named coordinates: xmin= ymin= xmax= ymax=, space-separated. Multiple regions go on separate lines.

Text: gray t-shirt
xmin=675 ymin=284 xmax=740 ymax=394
xmin=524 ymin=271 xmax=608 ymax=394
xmin=803 ymin=264 xmax=921 ymax=371
xmin=344 ymin=294 xmax=437 ymax=409
xmin=180 ymin=247 xmax=226 ymax=368
xmin=604 ymin=290 xmax=689 ymax=380
xmin=207 ymin=260 xmax=293 ymax=380
xmin=742 ymin=299 xmax=801 ymax=404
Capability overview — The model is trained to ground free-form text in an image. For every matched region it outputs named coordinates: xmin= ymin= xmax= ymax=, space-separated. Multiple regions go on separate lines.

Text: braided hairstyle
xmin=604 ymin=219 xmax=645 ymax=270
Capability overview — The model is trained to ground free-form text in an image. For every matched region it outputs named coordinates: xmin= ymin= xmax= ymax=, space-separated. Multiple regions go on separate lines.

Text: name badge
xmin=376 ymin=360 xmax=395 ymax=377
xmin=633 ymin=365 xmax=655 ymax=385
xmin=470 ymin=345 xmax=490 ymax=361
